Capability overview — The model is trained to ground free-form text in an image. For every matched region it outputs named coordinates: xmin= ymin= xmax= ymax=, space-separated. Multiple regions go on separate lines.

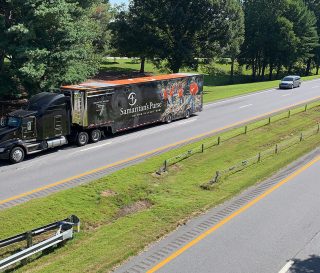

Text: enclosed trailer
xmin=0 ymin=73 xmax=203 ymax=163
xmin=62 ymin=73 xmax=203 ymax=134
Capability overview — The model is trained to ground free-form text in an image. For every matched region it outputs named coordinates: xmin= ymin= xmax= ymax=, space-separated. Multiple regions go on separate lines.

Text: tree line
xmin=1 ymin=0 xmax=320 ymax=98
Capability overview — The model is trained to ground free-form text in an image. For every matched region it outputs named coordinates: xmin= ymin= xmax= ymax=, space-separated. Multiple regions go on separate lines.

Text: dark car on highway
xmin=279 ymin=75 xmax=301 ymax=89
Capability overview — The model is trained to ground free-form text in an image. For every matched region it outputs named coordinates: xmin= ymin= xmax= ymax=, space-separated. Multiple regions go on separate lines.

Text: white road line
xmin=282 ymin=93 xmax=292 ymax=97
xmin=205 ymin=89 xmax=277 ymax=108
xmin=239 ymin=104 xmax=253 ymax=109
xmin=80 ymin=142 xmax=112 ymax=152
xmin=278 ymin=260 xmax=294 ymax=273
xmin=312 ymin=86 xmax=320 ymax=89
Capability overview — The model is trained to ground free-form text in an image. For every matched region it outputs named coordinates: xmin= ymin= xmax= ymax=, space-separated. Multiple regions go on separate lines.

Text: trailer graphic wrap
xmin=63 ymin=73 xmax=203 ymax=132
xmin=160 ymin=75 xmax=203 ymax=122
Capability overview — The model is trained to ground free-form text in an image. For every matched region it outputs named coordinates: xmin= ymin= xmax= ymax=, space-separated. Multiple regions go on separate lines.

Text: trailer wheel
xmin=9 ymin=147 xmax=25 ymax=164
xmin=90 ymin=129 xmax=102 ymax=143
xmin=166 ymin=114 xmax=173 ymax=124
xmin=185 ymin=109 xmax=191 ymax=119
xmin=76 ymin=132 xmax=89 ymax=146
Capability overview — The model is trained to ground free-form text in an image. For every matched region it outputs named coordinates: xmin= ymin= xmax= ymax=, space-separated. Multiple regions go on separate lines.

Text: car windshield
xmin=283 ymin=77 xmax=294 ymax=81
xmin=7 ymin=116 xmax=21 ymax=128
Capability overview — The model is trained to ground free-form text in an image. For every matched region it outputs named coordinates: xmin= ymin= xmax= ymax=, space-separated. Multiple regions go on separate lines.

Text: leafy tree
xmin=111 ymin=0 xmax=244 ymax=73
xmin=304 ymin=0 xmax=320 ymax=74
xmin=224 ymin=0 xmax=245 ymax=82
xmin=109 ymin=7 xmax=159 ymax=73
xmin=241 ymin=0 xmax=318 ymax=79
xmin=0 ymin=0 xmax=110 ymax=98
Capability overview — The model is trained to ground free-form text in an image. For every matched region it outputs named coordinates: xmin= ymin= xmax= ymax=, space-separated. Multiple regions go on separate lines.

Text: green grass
xmin=1 ymin=106 xmax=320 ymax=273
xmin=100 ymin=58 xmax=320 ymax=104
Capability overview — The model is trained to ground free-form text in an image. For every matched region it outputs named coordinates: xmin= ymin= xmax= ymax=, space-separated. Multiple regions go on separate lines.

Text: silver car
xmin=279 ymin=75 xmax=301 ymax=89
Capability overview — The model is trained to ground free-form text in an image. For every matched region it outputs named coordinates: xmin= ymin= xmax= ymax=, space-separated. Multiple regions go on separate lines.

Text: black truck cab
xmin=0 ymin=93 xmax=70 ymax=163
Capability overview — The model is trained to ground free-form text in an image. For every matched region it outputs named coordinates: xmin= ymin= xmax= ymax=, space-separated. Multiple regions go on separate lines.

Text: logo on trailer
xmin=128 ymin=92 xmax=137 ymax=106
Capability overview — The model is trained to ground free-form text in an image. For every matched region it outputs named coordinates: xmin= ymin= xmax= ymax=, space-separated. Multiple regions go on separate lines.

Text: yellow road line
xmin=1 ymin=95 xmax=320 ymax=206
xmin=147 ymin=155 xmax=320 ymax=273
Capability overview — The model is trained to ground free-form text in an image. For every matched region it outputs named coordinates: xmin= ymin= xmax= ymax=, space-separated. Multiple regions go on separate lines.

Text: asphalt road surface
xmin=1 ymin=79 xmax=320 ymax=207
xmin=114 ymin=150 xmax=320 ymax=273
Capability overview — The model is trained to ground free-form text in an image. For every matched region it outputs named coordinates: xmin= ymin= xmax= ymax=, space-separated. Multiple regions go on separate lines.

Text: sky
xmin=109 ymin=0 xmax=128 ymax=6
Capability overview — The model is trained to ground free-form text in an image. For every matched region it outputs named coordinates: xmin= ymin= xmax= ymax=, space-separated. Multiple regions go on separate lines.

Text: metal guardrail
xmin=0 ymin=215 xmax=80 ymax=271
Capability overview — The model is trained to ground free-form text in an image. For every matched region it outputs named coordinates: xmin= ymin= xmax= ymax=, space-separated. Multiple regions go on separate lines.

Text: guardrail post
xmin=275 ymin=144 xmax=278 ymax=154
xmin=288 ymin=110 xmax=291 ymax=118
xmin=300 ymin=133 xmax=303 ymax=142
xmin=244 ymin=125 xmax=248 ymax=134
xmin=317 ymin=123 xmax=320 ymax=134
xmin=305 ymin=104 xmax=308 ymax=112
xmin=217 ymin=136 xmax=221 ymax=145
xmin=268 ymin=117 xmax=271 ymax=125
xmin=201 ymin=144 xmax=204 ymax=153
xmin=258 ymin=152 xmax=261 ymax=162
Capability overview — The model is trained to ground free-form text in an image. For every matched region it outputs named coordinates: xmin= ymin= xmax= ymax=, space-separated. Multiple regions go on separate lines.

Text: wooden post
xmin=275 ymin=144 xmax=278 ymax=154
xmin=258 ymin=152 xmax=261 ymax=162
xmin=305 ymin=104 xmax=308 ymax=112
xmin=318 ymin=123 xmax=320 ymax=134
xmin=26 ymin=232 xmax=33 ymax=248
xmin=300 ymin=133 xmax=303 ymax=142
xmin=217 ymin=136 xmax=221 ymax=145
xmin=268 ymin=117 xmax=271 ymax=125
xmin=288 ymin=110 xmax=291 ymax=118
xmin=164 ymin=160 xmax=167 ymax=172
xmin=244 ymin=125 xmax=248 ymax=134
xmin=201 ymin=144 xmax=204 ymax=153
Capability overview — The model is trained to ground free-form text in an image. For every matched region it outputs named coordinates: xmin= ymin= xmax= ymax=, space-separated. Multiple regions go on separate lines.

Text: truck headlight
xmin=0 ymin=148 xmax=5 ymax=153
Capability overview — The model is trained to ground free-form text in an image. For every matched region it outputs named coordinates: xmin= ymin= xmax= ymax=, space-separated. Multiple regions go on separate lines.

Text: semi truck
xmin=0 ymin=73 xmax=203 ymax=163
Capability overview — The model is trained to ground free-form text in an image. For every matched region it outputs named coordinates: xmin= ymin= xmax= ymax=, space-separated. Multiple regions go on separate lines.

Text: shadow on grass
xmin=95 ymin=66 xmax=151 ymax=81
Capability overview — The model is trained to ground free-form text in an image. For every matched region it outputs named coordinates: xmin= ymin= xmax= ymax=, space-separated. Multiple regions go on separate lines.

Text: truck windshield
xmin=7 ymin=117 xmax=21 ymax=128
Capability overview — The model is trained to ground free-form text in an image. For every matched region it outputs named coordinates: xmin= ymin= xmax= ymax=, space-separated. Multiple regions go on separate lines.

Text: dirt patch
xmin=100 ymin=189 xmax=117 ymax=197
xmin=117 ymin=200 xmax=152 ymax=218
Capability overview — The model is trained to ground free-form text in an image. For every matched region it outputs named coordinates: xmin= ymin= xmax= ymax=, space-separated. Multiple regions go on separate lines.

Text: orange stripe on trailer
xmin=61 ymin=73 xmax=198 ymax=91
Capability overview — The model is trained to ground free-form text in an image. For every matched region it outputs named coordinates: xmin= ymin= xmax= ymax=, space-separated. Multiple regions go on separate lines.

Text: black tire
xmin=166 ymin=114 xmax=173 ymax=124
xmin=9 ymin=146 xmax=25 ymax=164
xmin=76 ymin=132 xmax=89 ymax=146
xmin=291 ymin=84 xmax=294 ymax=89
xmin=185 ymin=109 xmax=191 ymax=119
xmin=90 ymin=129 xmax=102 ymax=143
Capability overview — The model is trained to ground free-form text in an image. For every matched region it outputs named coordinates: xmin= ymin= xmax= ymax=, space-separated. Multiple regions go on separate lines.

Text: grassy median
xmin=1 ymin=106 xmax=320 ymax=273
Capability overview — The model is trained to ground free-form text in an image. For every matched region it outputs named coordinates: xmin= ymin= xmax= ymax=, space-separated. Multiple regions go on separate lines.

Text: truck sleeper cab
xmin=0 ymin=73 xmax=203 ymax=163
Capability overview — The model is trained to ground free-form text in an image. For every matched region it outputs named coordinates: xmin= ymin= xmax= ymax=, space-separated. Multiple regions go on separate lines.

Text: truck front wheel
xmin=10 ymin=147 xmax=25 ymax=164
xmin=76 ymin=132 xmax=89 ymax=146
xmin=90 ymin=129 xmax=102 ymax=143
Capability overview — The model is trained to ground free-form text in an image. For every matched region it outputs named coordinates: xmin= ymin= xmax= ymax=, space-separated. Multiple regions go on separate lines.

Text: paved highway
xmin=114 ymin=150 xmax=320 ymax=273
xmin=1 ymin=79 xmax=320 ymax=207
